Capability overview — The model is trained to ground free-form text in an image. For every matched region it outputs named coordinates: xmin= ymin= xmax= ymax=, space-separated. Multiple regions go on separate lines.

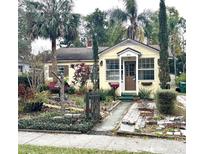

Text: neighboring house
xmin=44 ymin=39 xmax=172 ymax=96
xmin=18 ymin=56 xmax=30 ymax=75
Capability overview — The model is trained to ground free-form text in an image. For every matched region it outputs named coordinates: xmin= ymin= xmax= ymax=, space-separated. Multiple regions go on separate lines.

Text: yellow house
xmin=44 ymin=39 xmax=171 ymax=96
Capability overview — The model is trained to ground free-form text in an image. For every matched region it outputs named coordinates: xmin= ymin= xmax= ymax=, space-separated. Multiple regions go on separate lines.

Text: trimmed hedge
xmin=18 ymin=113 xmax=95 ymax=133
xmin=156 ymin=90 xmax=176 ymax=114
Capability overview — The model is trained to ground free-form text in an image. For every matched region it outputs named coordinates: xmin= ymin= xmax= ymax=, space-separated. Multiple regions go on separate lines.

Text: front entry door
xmin=125 ymin=61 xmax=136 ymax=90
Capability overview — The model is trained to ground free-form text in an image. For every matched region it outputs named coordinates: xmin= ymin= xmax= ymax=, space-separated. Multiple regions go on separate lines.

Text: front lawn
xmin=18 ymin=145 xmax=153 ymax=154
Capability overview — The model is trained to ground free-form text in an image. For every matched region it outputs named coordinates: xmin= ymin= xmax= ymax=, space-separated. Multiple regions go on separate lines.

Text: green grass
xmin=18 ymin=145 xmax=153 ymax=154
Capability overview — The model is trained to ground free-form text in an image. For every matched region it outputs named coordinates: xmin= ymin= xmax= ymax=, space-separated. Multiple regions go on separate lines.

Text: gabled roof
xmin=98 ymin=38 xmax=173 ymax=57
xmin=46 ymin=47 xmax=108 ymax=62
xmin=117 ymin=47 xmax=142 ymax=56
xmin=98 ymin=39 xmax=159 ymax=55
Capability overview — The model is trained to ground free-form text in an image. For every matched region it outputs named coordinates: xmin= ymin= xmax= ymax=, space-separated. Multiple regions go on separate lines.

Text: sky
xmin=31 ymin=0 xmax=186 ymax=55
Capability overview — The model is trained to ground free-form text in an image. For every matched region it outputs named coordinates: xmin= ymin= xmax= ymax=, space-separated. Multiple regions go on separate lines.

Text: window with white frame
xmin=106 ymin=59 xmax=119 ymax=80
xmin=57 ymin=66 xmax=65 ymax=76
xmin=138 ymin=58 xmax=154 ymax=80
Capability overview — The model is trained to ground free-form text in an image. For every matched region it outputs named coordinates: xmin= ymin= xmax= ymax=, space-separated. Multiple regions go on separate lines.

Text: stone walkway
xmin=19 ymin=131 xmax=186 ymax=154
xmin=93 ymin=102 xmax=132 ymax=132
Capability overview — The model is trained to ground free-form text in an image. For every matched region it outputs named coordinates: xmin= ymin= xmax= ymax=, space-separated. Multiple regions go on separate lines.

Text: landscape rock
xmin=174 ymin=132 xmax=181 ymax=136
xmin=180 ymin=129 xmax=186 ymax=136
xmin=166 ymin=132 xmax=173 ymax=135
xmin=53 ymin=116 xmax=63 ymax=119
xmin=146 ymin=120 xmax=157 ymax=125
xmin=64 ymin=113 xmax=81 ymax=118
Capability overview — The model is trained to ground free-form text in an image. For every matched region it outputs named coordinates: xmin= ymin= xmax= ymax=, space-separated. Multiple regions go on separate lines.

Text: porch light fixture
xmin=100 ymin=60 xmax=103 ymax=66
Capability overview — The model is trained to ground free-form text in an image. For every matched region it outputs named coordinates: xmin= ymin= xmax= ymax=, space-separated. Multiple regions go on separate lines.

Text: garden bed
xmin=117 ymin=99 xmax=186 ymax=139
xmin=18 ymin=112 xmax=96 ymax=133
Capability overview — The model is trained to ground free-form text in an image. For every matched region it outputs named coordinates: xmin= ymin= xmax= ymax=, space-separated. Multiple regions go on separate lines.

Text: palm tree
xmin=109 ymin=0 xmax=139 ymax=40
xmin=25 ymin=0 xmax=79 ymax=80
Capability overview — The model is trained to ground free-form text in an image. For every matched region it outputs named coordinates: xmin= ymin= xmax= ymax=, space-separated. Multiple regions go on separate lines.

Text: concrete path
xmin=177 ymin=95 xmax=186 ymax=107
xmin=93 ymin=102 xmax=132 ymax=132
xmin=19 ymin=131 xmax=186 ymax=154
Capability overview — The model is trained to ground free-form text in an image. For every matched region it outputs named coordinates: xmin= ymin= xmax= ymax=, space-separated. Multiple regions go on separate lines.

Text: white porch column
xmin=119 ymin=56 xmax=122 ymax=96
xmin=136 ymin=55 xmax=139 ymax=95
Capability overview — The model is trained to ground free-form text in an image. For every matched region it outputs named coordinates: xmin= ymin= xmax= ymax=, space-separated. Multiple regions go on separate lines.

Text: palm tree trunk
xmin=51 ymin=39 xmax=58 ymax=82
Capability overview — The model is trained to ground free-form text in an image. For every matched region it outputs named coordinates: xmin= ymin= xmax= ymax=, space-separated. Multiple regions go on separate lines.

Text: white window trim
xmin=138 ymin=58 xmax=155 ymax=80
xmin=106 ymin=59 xmax=120 ymax=81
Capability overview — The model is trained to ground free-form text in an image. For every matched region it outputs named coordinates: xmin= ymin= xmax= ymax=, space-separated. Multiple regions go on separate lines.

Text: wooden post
xmin=60 ymin=73 xmax=64 ymax=102
xmin=52 ymin=72 xmax=65 ymax=111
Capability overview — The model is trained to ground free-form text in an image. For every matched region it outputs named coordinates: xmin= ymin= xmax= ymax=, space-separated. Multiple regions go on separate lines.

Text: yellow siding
xmin=99 ymin=42 xmax=160 ymax=95
xmin=44 ymin=41 xmax=161 ymax=95
xmin=44 ymin=61 xmax=94 ymax=90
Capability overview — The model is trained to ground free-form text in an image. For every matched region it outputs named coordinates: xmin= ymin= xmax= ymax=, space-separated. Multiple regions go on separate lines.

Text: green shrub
xmin=19 ymin=91 xmax=49 ymax=113
xmin=175 ymin=73 xmax=186 ymax=86
xmin=38 ymin=84 xmax=49 ymax=92
xmin=99 ymin=89 xmax=107 ymax=101
xmin=66 ymin=86 xmax=76 ymax=94
xmin=105 ymin=96 xmax=113 ymax=102
xmin=18 ymin=75 xmax=31 ymax=87
xmin=156 ymin=90 xmax=176 ymax=115
xmin=138 ymin=88 xmax=152 ymax=99
xmin=108 ymin=89 xmax=115 ymax=97
xmin=77 ymin=86 xmax=87 ymax=94
xmin=99 ymin=89 xmax=115 ymax=101
xmin=24 ymin=102 xmax=43 ymax=112
xmin=33 ymin=91 xmax=49 ymax=104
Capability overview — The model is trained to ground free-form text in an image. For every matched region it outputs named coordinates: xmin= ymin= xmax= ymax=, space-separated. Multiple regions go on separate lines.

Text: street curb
xmin=117 ymin=131 xmax=186 ymax=140
xmin=18 ymin=129 xmax=82 ymax=134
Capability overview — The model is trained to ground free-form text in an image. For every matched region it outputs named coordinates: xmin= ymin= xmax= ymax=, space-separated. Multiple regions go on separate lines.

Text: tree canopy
xmin=158 ymin=0 xmax=170 ymax=89
xmin=24 ymin=0 xmax=79 ymax=79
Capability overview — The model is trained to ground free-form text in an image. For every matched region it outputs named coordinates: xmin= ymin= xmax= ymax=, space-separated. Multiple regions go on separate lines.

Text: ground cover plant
xmin=18 ymin=112 xmax=95 ymax=133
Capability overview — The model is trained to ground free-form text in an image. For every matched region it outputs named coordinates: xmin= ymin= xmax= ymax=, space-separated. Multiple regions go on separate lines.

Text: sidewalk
xmin=19 ymin=131 xmax=186 ymax=154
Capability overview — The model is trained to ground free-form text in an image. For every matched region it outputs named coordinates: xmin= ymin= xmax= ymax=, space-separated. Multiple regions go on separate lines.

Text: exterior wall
xmin=44 ymin=61 xmax=94 ymax=90
xmin=98 ymin=43 xmax=160 ymax=96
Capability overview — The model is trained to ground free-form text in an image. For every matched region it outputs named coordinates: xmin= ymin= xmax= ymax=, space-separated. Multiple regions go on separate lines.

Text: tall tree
xmin=60 ymin=13 xmax=81 ymax=47
xmin=138 ymin=10 xmax=159 ymax=44
xmin=18 ymin=0 xmax=31 ymax=60
xmin=106 ymin=22 xmax=126 ymax=46
xmin=91 ymin=34 xmax=99 ymax=91
xmin=25 ymin=0 xmax=78 ymax=80
xmin=158 ymin=0 xmax=170 ymax=89
xmin=109 ymin=0 xmax=141 ymax=40
xmin=85 ymin=8 xmax=108 ymax=46
xmin=138 ymin=7 xmax=186 ymax=55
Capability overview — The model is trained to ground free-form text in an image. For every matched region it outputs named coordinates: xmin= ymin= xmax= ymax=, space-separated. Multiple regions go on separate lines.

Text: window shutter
xmin=64 ymin=65 xmax=69 ymax=76
xmin=49 ymin=65 xmax=52 ymax=78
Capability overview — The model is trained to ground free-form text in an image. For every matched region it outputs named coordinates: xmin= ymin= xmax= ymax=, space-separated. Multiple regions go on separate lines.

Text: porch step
xmin=119 ymin=96 xmax=135 ymax=101
xmin=121 ymin=93 xmax=137 ymax=97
